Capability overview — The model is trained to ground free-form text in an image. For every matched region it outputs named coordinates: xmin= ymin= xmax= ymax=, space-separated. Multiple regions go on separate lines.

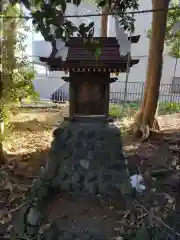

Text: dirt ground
xmin=1 ymin=108 xmax=180 ymax=238
xmin=5 ymin=108 xmax=180 ymax=174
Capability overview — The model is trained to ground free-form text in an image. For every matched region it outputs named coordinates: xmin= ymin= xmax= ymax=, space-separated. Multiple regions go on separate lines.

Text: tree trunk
xmin=0 ymin=143 xmax=5 ymax=166
xmin=0 ymin=6 xmax=19 ymax=166
xmin=101 ymin=6 xmax=108 ymax=37
xmin=133 ymin=0 xmax=170 ymax=141
xmin=0 ymin=76 xmax=5 ymax=166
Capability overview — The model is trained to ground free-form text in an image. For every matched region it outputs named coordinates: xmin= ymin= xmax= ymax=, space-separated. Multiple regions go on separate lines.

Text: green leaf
xmin=97 ymin=0 xmax=106 ymax=7
xmin=95 ymin=47 xmax=101 ymax=60
xmin=147 ymin=1 xmax=180 ymax=58
xmin=65 ymin=21 xmax=78 ymax=33
xmin=19 ymin=0 xmax=31 ymax=10
xmin=0 ymin=3 xmax=37 ymax=127
xmin=87 ymin=21 xmax=95 ymax=30
xmin=61 ymin=2 xmax=67 ymax=13
xmin=73 ymin=0 xmax=81 ymax=6
xmin=55 ymin=27 xmax=64 ymax=38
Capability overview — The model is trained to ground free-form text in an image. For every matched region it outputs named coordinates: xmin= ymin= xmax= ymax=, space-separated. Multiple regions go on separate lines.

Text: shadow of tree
xmin=124 ymin=128 xmax=180 ymax=175
xmin=11 ymin=120 xmax=55 ymax=132
xmin=0 ymin=148 xmax=51 ymax=237
xmin=7 ymin=148 xmax=49 ymax=178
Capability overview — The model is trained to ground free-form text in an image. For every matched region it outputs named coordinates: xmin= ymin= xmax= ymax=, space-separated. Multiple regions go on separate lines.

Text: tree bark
xmin=0 ymin=75 xmax=5 ymax=166
xmin=133 ymin=0 xmax=170 ymax=141
xmin=0 ymin=7 xmax=5 ymax=165
xmin=101 ymin=6 xmax=108 ymax=37
xmin=0 ymin=6 xmax=19 ymax=166
xmin=0 ymin=143 xmax=5 ymax=166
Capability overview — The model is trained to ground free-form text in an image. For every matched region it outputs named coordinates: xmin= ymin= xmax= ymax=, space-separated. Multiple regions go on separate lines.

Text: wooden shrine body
xmin=64 ymin=71 xmax=111 ymax=119
xmin=39 ymin=37 xmax=140 ymax=120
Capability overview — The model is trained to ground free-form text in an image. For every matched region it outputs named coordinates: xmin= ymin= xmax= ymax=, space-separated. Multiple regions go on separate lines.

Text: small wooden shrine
xmin=40 ymin=37 xmax=140 ymax=120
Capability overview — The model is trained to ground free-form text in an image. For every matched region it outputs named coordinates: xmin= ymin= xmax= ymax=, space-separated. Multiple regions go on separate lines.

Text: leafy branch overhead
xmin=1 ymin=3 xmax=38 ymax=130
xmin=9 ymin=0 xmax=139 ymax=48
xmin=147 ymin=1 xmax=180 ymax=58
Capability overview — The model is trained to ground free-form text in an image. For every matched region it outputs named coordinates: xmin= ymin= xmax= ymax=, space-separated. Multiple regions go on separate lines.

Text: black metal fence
xmin=50 ymin=81 xmax=180 ymax=104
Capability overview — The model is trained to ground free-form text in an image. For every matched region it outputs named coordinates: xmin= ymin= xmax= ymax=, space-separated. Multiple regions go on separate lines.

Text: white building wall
xmin=33 ymin=71 xmax=67 ymax=99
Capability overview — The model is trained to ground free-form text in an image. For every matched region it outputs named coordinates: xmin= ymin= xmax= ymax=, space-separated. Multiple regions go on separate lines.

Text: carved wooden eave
xmin=62 ymin=76 xmax=118 ymax=83
xmin=40 ymin=65 xmax=139 ymax=73
xmin=39 ymin=57 xmax=139 ymax=73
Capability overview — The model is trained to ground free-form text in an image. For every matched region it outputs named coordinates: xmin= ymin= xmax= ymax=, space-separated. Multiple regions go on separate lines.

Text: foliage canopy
xmin=147 ymin=0 xmax=180 ymax=58
xmin=8 ymin=0 xmax=139 ymax=49
xmin=1 ymin=3 xmax=38 ymax=128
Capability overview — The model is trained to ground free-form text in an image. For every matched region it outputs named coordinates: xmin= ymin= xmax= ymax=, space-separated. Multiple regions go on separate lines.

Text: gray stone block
xmin=74 ymin=140 xmax=82 ymax=148
xmin=71 ymin=183 xmax=83 ymax=193
xmin=93 ymin=151 xmax=110 ymax=162
xmin=26 ymin=224 xmax=39 ymax=238
xmin=59 ymin=171 xmax=68 ymax=181
xmin=12 ymin=121 xmax=131 ymax=240
xmin=61 ymin=181 xmax=73 ymax=192
xmin=51 ymin=140 xmax=66 ymax=153
xmin=80 ymin=159 xmax=90 ymax=170
xmin=65 ymin=128 xmax=72 ymax=139
xmin=31 ymin=178 xmax=51 ymax=197
xmin=86 ymin=182 xmax=99 ymax=195
xmin=72 ymin=172 xmax=84 ymax=183
xmin=53 ymin=127 xmax=65 ymax=138
xmin=86 ymin=172 xmax=97 ymax=182
xmin=108 ymin=161 xmax=127 ymax=170
xmin=36 ymin=184 xmax=50 ymax=200
xmin=95 ymin=142 xmax=104 ymax=150
xmin=42 ymin=224 xmax=60 ymax=240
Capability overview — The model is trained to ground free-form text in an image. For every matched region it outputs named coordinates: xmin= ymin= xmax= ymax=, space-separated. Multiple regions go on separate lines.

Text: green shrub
xmin=109 ymin=101 xmax=180 ymax=119
xmin=159 ymin=102 xmax=180 ymax=115
xmin=109 ymin=102 xmax=140 ymax=119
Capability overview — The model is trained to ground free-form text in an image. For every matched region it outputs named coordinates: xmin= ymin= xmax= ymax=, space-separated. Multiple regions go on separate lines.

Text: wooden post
xmin=104 ymin=82 xmax=110 ymax=118
xmin=101 ymin=6 xmax=108 ymax=37
xmin=69 ymin=72 xmax=76 ymax=119
xmin=69 ymin=81 xmax=75 ymax=119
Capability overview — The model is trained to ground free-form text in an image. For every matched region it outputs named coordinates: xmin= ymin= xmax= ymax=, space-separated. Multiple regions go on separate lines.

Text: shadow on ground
xmin=11 ymin=120 xmax=54 ymax=132
xmin=123 ymin=128 xmax=180 ymax=176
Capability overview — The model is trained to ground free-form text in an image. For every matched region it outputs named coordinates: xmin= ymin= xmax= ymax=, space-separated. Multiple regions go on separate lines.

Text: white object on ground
xmin=130 ymin=174 xmax=146 ymax=192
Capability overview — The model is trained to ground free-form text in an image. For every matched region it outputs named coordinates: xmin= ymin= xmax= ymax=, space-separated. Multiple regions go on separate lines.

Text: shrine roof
xmin=39 ymin=37 xmax=140 ymax=72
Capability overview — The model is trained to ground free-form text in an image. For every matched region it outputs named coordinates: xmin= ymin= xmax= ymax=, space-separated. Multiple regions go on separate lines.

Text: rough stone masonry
xmin=12 ymin=120 xmax=132 ymax=240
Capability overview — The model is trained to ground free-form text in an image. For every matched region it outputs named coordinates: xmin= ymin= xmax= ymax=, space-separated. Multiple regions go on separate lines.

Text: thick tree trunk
xmin=133 ymin=0 xmax=170 ymax=141
xmin=101 ymin=6 xmax=108 ymax=37
xmin=0 ymin=76 xmax=5 ymax=166
xmin=0 ymin=6 xmax=5 ymax=166
xmin=0 ymin=143 xmax=5 ymax=166
xmin=0 ymin=7 xmax=18 ymax=166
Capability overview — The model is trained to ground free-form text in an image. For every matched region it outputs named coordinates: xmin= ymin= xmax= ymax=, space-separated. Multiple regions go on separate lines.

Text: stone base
xmin=64 ymin=116 xmax=114 ymax=123
xmin=12 ymin=121 xmax=132 ymax=239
